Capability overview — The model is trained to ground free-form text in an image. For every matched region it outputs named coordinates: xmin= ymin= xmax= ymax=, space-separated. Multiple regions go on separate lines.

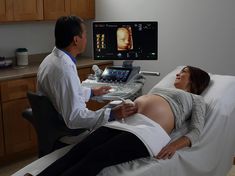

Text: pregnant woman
xmin=36 ymin=66 xmax=210 ymax=176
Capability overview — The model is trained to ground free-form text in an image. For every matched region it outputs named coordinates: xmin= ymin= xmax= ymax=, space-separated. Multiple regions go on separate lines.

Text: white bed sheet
xmin=13 ymin=66 xmax=235 ymax=176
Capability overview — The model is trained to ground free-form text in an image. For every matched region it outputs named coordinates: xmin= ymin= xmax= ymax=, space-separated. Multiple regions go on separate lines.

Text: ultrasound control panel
xmin=98 ymin=66 xmax=132 ymax=83
xmin=81 ymin=80 xmax=143 ymax=101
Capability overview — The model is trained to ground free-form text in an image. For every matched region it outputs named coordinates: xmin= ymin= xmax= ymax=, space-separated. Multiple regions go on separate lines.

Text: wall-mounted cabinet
xmin=43 ymin=0 xmax=70 ymax=20
xmin=70 ymin=0 xmax=95 ymax=20
xmin=0 ymin=0 xmax=43 ymax=22
xmin=44 ymin=0 xmax=95 ymax=20
xmin=0 ymin=0 xmax=12 ymax=21
xmin=0 ymin=0 xmax=95 ymax=22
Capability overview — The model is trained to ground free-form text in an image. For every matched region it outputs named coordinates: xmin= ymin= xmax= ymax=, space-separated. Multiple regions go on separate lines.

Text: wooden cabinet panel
xmin=44 ymin=0 xmax=95 ymax=20
xmin=77 ymin=67 xmax=91 ymax=82
xmin=1 ymin=77 xmax=36 ymax=102
xmin=12 ymin=0 xmax=43 ymax=21
xmin=0 ymin=0 xmax=43 ymax=22
xmin=0 ymin=0 xmax=13 ymax=21
xmin=98 ymin=63 xmax=113 ymax=71
xmin=43 ymin=0 xmax=70 ymax=20
xmin=86 ymin=100 xmax=108 ymax=111
xmin=77 ymin=63 xmax=113 ymax=82
xmin=1 ymin=0 xmax=94 ymax=22
xmin=2 ymin=99 xmax=37 ymax=155
xmin=88 ymin=0 xmax=95 ymax=19
xmin=0 ymin=106 xmax=5 ymax=158
xmin=70 ymin=0 xmax=95 ymax=19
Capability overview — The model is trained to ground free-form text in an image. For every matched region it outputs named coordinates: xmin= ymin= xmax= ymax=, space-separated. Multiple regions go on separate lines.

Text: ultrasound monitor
xmin=93 ymin=21 xmax=158 ymax=60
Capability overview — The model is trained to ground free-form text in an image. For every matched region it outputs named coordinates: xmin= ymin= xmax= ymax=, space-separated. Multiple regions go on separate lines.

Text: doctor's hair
xmin=186 ymin=66 xmax=210 ymax=95
xmin=55 ymin=16 xmax=84 ymax=49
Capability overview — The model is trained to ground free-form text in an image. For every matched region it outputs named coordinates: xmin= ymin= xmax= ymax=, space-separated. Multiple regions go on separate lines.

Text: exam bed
xmin=13 ymin=66 xmax=235 ymax=176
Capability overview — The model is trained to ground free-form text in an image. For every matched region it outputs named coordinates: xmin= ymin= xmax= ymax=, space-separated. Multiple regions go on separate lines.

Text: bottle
xmin=92 ymin=65 xmax=102 ymax=77
xmin=16 ymin=48 xmax=28 ymax=66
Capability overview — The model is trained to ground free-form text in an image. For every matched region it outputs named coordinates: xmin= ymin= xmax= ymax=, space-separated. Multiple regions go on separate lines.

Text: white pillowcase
xmin=150 ymin=66 xmax=235 ymax=115
xmin=151 ymin=66 xmax=183 ymax=89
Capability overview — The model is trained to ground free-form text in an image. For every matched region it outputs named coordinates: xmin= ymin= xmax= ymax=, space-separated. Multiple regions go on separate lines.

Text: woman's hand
xmin=156 ymin=143 xmax=176 ymax=159
xmin=92 ymin=86 xmax=111 ymax=96
xmin=156 ymin=136 xmax=191 ymax=160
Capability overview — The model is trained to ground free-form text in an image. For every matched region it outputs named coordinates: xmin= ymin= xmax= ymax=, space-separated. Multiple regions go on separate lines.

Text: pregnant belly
xmin=134 ymin=94 xmax=174 ymax=134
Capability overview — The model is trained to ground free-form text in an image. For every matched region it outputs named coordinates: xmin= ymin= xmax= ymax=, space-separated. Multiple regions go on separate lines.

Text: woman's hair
xmin=55 ymin=16 xmax=84 ymax=49
xmin=187 ymin=66 xmax=210 ymax=95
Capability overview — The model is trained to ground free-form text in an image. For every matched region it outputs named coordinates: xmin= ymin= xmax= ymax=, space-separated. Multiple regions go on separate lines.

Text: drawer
xmin=77 ymin=67 xmax=91 ymax=81
xmin=1 ymin=77 xmax=36 ymax=102
xmin=98 ymin=63 xmax=113 ymax=71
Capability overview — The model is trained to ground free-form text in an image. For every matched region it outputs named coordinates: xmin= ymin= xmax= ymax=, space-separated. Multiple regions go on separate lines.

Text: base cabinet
xmin=0 ymin=77 xmax=37 ymax=165
xmin=0 ymin=106 xmax=5 ymax=158
xmin=0 ymin=61 xmax=112 ymax=165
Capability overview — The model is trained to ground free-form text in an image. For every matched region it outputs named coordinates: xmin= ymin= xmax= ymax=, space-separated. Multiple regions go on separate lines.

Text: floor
xmin=229 ymin=166 xmax=235 ymax=176
xmin=0 ymin=156 xmax=37 ymax=176
xmin=0 ymin=156 xmax=234 ymax=176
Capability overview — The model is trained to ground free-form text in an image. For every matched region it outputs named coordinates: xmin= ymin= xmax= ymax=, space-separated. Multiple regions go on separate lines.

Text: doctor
xmin=37 ymin=16 xmax=137 ymax=131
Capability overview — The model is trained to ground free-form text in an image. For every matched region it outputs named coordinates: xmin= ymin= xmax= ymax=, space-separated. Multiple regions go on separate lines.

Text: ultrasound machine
xmin=81 ymin=21 xmax=159 ymax=101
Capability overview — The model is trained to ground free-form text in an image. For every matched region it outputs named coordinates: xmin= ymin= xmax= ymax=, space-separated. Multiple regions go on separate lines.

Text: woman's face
xmin=174 ymin=67 xmax=191 ymax=91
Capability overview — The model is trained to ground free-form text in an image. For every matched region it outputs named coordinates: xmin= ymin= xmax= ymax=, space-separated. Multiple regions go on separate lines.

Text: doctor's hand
xmin=92 ymin=86 xmax=111 ymax=96
xmin=110 ymin=102 xmax=137 ymax=120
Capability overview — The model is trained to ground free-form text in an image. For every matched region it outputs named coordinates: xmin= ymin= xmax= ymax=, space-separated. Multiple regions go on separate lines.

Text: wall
xmin=95 ymin=0 xmax=235 ymax=93
xmin=0 ymin=1 xmax=234 ymax=93
xmin=0 ymin=21 xmax=55 ymax=57
xmin=0 ymin=20 xmax=93 ymax=58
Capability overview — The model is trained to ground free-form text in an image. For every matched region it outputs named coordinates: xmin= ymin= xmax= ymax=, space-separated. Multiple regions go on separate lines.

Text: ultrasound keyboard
xmin=81 ymin=80 xmax=143 ymax=101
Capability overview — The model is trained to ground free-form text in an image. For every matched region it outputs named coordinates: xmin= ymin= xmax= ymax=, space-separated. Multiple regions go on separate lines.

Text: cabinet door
xmin=0 ymin=106 xmax=5 ymax=158
xmin=98 ymin=63 xmax=113 ymax=71
xmin=12 ymin=0 xmax=43 ymax=21
xmin=44 ymin=0 xmax=70 ymax=20
xmin=70 ymin=0 xmax=95 ymax=20
xmin=2 ymin=99 xmax=37 ymax=155
xmin=0 ymin=0 xmax=13 ymax=21
xmin=86 ymin=100 xmax=108 ymax=111
xmin=77 ymin=67 xmax=91 ymax=82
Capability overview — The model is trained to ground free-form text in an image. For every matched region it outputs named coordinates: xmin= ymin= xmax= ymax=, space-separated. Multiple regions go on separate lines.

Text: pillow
xmin=151 ymin=66 xmax=184 ymax=89
xmin=202 ymin=74 xmax=235 ymax=115
xmin=150 ymin=66 xmax=235 ymax=115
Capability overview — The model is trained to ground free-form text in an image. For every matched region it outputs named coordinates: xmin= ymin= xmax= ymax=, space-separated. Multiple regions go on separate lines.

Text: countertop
xmin=0 ymin=56 xmax=113 ymax=81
